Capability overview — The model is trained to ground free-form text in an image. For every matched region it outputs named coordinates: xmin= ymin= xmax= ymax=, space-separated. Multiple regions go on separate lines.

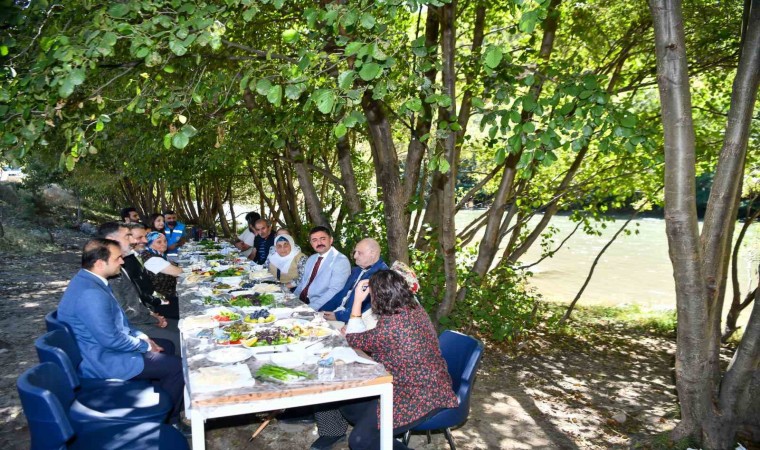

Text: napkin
xmin=327 ymin=346 xmax=377 ymax=365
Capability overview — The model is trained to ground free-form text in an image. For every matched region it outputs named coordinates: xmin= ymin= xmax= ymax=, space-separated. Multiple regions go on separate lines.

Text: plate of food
xmin=242 ymin=308 xmax=276 ymax=324
xmin=229 ymin=292 xmax=277 ymax=307
xmin=241 ymin=326 xmax=300 ymax=352
xmin=215 ymin=322 xmax=254 ymax=345
xmin=179 ymin=315 xmax=217 ymax=331
xmin=255 ymin=364 xmax=313 ymax=383
xmin=205 ymin=307 xmax=242 ymax=323
xmin=249 ymin=269 xmax=273 ymax=280
xmin=191 ymin=364 xmax=255 ymax=392
xmin=206 ymin=346 xmax=252 ymax=364
xmin=251 ymin=283 xmax=281 ymax=294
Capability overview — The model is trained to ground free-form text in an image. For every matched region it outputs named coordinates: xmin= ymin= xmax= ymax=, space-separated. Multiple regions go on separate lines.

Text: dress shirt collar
xmin=84 ymin=269 xmax=109 ymax=286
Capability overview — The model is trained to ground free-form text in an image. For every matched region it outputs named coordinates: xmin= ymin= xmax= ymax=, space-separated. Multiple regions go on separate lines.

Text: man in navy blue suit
xmin=58 ymin=238 xmax=185 ymax=424
xmin=319 ymin=238 xmax=388 ymax=323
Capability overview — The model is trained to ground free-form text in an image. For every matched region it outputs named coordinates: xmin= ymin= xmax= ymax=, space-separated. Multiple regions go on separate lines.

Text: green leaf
xmin=334 ymin=122 xmax=347 ymax=138
xmin=495 ymin=147 xmax=507 ymax=165
xmin=255 ymin=78 xmax=272 ymax=95
xmin=163 ymin=134 xmax=172 ymax=150
xmin=359 ymin=63 xmax=382 ymax=81
xmin=163 ymin=65 xmax=175 ymax=73
xmin=69 ymin=69 xmax=86 ymax=86
xmin=172 ymin=132 xmax=189 ymax=149
xmin=242 ymin=7 xmax=258 ymax=22
xmin=438 ymin=158 xmax=450 ymax=173
xmin=522 ymin=94 xmax=537 ymax=112
xmin=360 ymin=13 xmax=376 ymax=29
xmin=95 ymin=120 xmax=104 ymax=132
xmin=0 ymin=46 xmax=8 ymax=56
xmin=344 ymin=42 xmax=363 ymax=56
xmin=272 ymin=0 xmax=284 ymax=9
xmin=542 ymin=151 xmax=557 ymax=166
xmin=484 ymin=45 xmax=503 ymax=69
xmin=169 ymin=40 xmax=187 ymax=56
xmin=284 ymin=83 xmax=304 ymax=100
xmin=523 ymin=122 xmax=535 ymax=133
xmin=370 ymin=43 xmax=386 ymax=61
xmin=312 ymin=89 xmax=336 ymax=114
xmin=65 ymin=155 xmax=76 ymax=171
xmin=108 ymin=3 xmax=130 ymax=18
xmin=472 ymin=97 xmax=485 ymax=108
xmin=406 ymin=98 xmax=422 ymax=112
xmin=519 ymin=10 xmax=538 ymax=34
xmin=621 ymin=114 xmax=637 ymax=128
xmin=338 ymin=70 xmax=356 ymax=90
xmin=267 ymin=84 xmax=282 ymax=106
xmin=181 ymin=124 xmax=198 ymax=137
xmin=282 ymin=29 xmax=299 ymax=44
xmin=58 ymin=80 xmax=74 ymax=98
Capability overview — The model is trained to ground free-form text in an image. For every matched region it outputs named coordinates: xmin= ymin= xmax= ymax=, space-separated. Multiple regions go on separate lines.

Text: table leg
xmin=191 ymin=408 xmax=205 ymax=450
xmin=379 ymin=383 xmax=394 ymax=450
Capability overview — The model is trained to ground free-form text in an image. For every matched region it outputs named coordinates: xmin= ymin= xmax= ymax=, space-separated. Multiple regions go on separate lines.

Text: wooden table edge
xmin=192 ymin=374 xmax=393 ymax=407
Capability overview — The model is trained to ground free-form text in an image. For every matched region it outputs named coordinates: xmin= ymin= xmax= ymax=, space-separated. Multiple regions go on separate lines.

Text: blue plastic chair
xmin=403 ymin=330 xmax=484 ymax=450
xmin=45 ymin=310 xmax=150 ymax=390
xmin=35 ymin=330 xmax=172 ymax=428
xmin=17 ymin=362 xmax=189 ymax=450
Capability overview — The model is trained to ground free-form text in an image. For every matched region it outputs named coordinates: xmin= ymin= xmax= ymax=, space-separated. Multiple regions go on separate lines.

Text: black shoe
xmin=277 ymin=413 xmax=315 ymax=424
xmin=310 ymin=434 xmax=346 ymax=450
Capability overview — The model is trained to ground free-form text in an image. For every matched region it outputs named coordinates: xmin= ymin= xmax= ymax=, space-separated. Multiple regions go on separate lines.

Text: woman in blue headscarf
xmin=141 ymin=231 xmax=183 ymax=318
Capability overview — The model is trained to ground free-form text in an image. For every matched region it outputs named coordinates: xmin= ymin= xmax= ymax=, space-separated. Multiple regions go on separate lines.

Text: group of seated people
xmin=52 ymin=207 xmax=457 ymax=449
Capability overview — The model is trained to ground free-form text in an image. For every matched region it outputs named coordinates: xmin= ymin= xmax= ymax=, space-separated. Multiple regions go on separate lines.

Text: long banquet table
xmin=175 ymin=244 xmax=394 ymax=450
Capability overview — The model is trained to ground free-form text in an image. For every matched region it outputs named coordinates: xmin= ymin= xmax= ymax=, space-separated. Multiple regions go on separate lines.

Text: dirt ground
xmin=0 ymin=223 xmax=686 ymax=450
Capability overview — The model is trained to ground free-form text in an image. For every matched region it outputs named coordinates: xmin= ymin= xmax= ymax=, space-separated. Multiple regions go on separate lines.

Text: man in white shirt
xmin=234 ymin=211 xmax=260 ymax=258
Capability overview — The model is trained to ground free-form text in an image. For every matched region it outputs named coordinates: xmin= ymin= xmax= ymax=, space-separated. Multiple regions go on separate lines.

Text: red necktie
xmin=299 ymin=256 xmax=323 ymax=304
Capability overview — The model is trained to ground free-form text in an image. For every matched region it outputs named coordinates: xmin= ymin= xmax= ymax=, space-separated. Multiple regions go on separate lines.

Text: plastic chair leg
xmin=427 ymin=430 xmax=432 ymax=443
xmin=444 ymin=427 xmax=457 ymax=450
xmin=402 ymin=430 xmax=410 ymax=445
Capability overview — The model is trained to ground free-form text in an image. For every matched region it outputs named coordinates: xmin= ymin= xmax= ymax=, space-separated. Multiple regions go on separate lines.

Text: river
xmin=456 ymin=211 xmax=760 ymax=320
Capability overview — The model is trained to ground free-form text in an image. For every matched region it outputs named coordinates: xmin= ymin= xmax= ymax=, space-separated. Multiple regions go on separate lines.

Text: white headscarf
xmin=267 ymin=234 xmax=300 ymax=272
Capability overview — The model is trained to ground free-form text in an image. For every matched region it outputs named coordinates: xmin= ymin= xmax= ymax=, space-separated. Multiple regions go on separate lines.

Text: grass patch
xmin=632 ymin=431 xmax=699 ymax=450
xmin=546 ymin=302 xmax=677 ymax=337
xmin=0 ymin=223 xmax=60 ymax=254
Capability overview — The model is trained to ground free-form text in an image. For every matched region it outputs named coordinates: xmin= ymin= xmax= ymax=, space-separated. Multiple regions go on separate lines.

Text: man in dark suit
xmin=319 ymin=238 xmax=388 ymax=323
xmin=57 ymin=238 xmax=184 ymax=423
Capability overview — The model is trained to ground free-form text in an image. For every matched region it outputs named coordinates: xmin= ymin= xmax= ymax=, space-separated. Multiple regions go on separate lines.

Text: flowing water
xmin=456 ymin=210 xmax=760 ymax=321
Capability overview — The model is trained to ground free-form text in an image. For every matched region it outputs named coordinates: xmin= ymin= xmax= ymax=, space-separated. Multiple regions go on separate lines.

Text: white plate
xmin=206 ymin=347 xmax=252 ymax=364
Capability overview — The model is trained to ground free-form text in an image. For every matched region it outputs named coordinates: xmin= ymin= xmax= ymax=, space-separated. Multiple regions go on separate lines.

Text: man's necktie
xmin=299 ymin=256 xmax=324 ymax=304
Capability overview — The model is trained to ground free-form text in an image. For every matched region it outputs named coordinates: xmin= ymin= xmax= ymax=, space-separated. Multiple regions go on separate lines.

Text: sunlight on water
xmin=456 ymin=210 xmax=759 ymax=321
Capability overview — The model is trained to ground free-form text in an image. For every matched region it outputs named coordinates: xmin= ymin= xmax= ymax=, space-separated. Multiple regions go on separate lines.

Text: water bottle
xmin=317 ymin=357 xmax=335 ymax=381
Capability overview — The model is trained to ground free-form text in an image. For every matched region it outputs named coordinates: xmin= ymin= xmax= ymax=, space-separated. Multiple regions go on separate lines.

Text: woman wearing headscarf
xmin=267 ymin=234 xmax=308 ymax=290
xmin=140 ymin=231 xmax=183 ymax=319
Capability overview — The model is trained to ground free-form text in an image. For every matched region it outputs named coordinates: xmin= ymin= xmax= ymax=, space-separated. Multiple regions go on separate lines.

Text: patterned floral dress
xmin=346 ymin=305 xmax=459 ymax=428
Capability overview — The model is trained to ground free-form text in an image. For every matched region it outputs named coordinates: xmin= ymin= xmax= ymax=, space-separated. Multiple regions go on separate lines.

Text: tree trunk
xmin=335 ymin=135 xmax=362 ymax=214
xmin=650 ymin=0 xmax=760 ymax=446
xmin=468 ymin=0 xmax=561 ymax=280
xmin=287 ymin=141 xmax=329 ymax=228
xmin=435 ymin=0 xmax=459 ymax=320
xmin=649 ymin=0 xmax=712 ymax=441
xmin=361 ymin=92 xmax=409 ymax=264
xmin=723 ymin=203 xmax=760 ymax=341
xmin=699 ymin=0 xmax=760 ymax=402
